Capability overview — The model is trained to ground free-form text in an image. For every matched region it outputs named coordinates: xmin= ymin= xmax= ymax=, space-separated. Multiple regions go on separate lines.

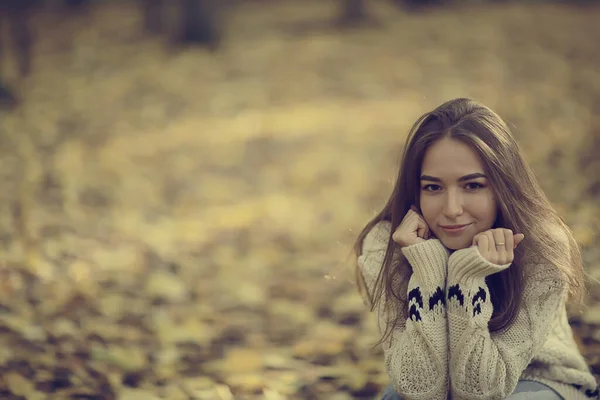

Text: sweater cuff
xmin=448 ymin=246 xmax=511 ymax=283
xmin=401 ymin=239 xmax=449 ymax=290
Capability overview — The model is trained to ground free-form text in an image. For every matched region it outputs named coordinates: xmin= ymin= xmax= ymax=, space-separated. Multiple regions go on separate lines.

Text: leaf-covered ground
xmin=1 ymin=1 xmax=600 ymax=399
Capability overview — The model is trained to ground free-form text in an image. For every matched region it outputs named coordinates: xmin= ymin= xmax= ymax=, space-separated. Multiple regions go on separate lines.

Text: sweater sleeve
xmin=357 ymin=221 xmax=450 ymax=400
xmin=445 ymin=246 xmax=565 ymax=399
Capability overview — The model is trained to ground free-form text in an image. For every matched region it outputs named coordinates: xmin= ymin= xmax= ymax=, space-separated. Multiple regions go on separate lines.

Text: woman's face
xmin=419 ymin=137 xmax=498 ymax=250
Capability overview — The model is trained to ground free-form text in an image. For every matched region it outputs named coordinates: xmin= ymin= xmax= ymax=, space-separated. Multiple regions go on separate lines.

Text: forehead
xmin=421 ymin=138 xmax=486 ymax=177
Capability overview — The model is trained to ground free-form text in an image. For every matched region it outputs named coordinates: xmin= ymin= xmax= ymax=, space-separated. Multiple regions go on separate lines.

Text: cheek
xmin=473 ymin=195 xmax=498 ymax=225
xmin=419 ymin=198 xmax=437 ymax=227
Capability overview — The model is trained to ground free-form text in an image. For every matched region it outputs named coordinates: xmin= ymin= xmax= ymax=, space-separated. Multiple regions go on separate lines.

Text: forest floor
xmin=1 ymin=1 xmax=600 ymax=399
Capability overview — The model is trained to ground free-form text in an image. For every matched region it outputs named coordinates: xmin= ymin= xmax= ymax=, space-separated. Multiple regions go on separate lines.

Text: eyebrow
xmin=420 ymin=173 xmax=487 ymax=182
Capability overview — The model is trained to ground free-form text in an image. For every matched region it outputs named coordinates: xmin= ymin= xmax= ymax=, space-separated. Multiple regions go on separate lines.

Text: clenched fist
xmin=392 ymin=206 xmax=432 ymax=248
xmin=472 ymin=228 xmax=525 ymax=265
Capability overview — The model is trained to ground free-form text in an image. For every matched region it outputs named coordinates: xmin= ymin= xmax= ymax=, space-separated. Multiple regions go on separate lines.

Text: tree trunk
xmin=0 ymin=83 xmax=18 ymax=110
xmin=338 ymin=0 xmax=368 ymax=26
xmin=0 ymin=0 xmax=34 ymax=109
xmin=9 ymin=2 xmax=33 ymax=77
xmin=64 ymin=0 xmax=90 ymax=8
xmin=0 ymin=0 xmax=33 ymax=77
xmin=142 ymin=0 xmax=164 ymax=34
xmin=392 ymin=0 xmax=443 ymax=12
xmin=179 ymin=0 xmax=220 ymax=50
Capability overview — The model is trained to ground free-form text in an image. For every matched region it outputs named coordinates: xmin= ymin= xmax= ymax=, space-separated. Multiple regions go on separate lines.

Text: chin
xmin=440 ymin=238 xmax=471 ymax=250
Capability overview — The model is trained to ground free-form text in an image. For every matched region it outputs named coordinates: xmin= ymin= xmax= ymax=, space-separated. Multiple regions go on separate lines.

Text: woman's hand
xmin=472 ymin=228 xmax=525 ymax=265
xmin=392 ymin=206 xmax=432 ymax=248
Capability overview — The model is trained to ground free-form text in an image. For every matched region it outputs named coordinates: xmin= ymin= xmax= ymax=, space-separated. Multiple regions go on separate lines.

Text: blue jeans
xmin=381 ymin=380 xmax=564 ymax=399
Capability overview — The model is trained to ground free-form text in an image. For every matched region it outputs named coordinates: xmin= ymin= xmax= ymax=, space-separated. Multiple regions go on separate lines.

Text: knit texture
xmin=358 ymin=221 xmax=599 ymax=400
xmin=358 ymin=221 xmax=450 ymax=399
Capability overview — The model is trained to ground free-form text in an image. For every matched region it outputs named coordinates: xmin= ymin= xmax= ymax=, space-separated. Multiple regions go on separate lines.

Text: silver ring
xmin=496 ymin=242 xmax=506 ymax=246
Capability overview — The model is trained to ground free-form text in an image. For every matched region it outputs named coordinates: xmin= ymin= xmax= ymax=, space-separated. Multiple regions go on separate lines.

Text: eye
xmin=422 ymin=184 xmax=442 ymax=192
xmin=465 ymin=182 xmax=485 ymax=190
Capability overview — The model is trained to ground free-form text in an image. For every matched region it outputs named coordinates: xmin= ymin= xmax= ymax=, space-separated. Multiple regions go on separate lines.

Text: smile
xmin=440 ymin=224 xmax=471 ymax=235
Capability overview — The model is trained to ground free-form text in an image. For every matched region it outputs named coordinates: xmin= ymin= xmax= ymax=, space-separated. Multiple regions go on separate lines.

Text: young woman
xmin=354 ymin=98 xmax=599 ymax=400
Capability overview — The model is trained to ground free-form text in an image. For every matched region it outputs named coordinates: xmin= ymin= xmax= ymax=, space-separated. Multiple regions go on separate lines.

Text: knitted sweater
xmin=358 ymin=221 xmax=599 ymax=400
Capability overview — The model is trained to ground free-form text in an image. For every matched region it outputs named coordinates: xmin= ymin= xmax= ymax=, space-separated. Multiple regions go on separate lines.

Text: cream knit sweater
xmin=358 ymin=221 xmax=599 ymax=400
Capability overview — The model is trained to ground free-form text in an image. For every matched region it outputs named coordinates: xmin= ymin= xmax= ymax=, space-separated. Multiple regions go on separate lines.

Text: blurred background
xmin=0 ymin=0 xmax=599 ymax=399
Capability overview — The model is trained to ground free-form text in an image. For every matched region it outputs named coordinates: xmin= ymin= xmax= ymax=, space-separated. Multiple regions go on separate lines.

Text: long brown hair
xmin=355 ymin=98 xmax=586 ymax=345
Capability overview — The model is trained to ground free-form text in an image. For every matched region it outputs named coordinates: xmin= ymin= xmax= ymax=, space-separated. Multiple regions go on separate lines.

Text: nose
xmin=443 ymin=189 xmax=463 ymax=219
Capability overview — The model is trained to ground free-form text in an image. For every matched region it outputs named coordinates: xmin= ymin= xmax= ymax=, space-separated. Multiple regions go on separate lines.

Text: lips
xmin=440 ymin=223 xmax=471 ymax=235
xmin=441 ymin=224 xmax=470 ymax=229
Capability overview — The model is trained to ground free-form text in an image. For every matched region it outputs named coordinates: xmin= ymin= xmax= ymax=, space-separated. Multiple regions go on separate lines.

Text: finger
xmin=505 ymin=229 xmax=514 ymax=251
xmin=405 ymin=209 xmax=417 ymax=221
xmin=485 ymin=231 xmax=495 ymax=253
xmin=407 ymin=212 xmax=421 ymax=231
xmin=478 ymin=234 xmax=489 ymax=254
xmin=493 ymin=228 xmax=507 ymax=251
xmin=501 ymin=229 xmax=514 ymax=264
xmin=514 ymin=233 xmax=525 ymax=248
xmin=395 ymin=210 xmax=422 ymax=244
xmin=420 ymin=217 xmax=431 ymax=240
xmin=416 ymin=219 xmax=427 ymax=239
xmin=392 ymin=228 xmax=402 ymax=244
xmin=399 ymin=210 xmax=416 ymax=229
xmin=472 ymin=232 xmax=480 ymax=247
xmin=408 ymin=210 xmax=427 ymax=236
